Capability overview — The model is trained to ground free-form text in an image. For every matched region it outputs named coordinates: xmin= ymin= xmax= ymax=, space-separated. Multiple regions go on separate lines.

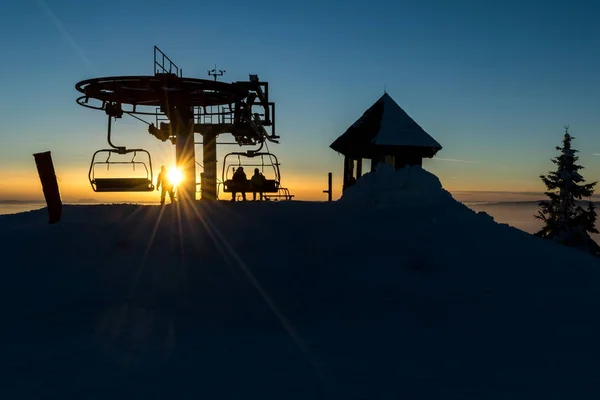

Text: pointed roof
xmin=330 ymin=93 xmax=442 ymax=159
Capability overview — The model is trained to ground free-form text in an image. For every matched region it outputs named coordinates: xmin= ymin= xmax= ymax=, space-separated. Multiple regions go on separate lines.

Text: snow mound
xmin=339 ymin=164 xmax=454 ymax=209
xmin=2 ymin=170 xmax=600 ymax=399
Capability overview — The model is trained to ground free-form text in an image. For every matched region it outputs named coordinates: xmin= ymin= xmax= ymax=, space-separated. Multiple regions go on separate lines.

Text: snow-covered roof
xmin=375 ymin=93 xmax=441 ymax=147
xmin=330 ymin=92 xmax=442 ymax=158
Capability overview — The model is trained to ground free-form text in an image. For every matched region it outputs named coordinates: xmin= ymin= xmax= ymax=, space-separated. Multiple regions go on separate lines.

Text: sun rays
xmin=119 ymin=198 xmax=333 ymax=391
xmin=167 ymin=167 xmax=183 ymax=188
xmin=182 ymin=201 xmax=336 ymax=392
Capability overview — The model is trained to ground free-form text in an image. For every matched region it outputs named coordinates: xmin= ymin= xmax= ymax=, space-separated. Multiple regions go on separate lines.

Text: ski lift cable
xmin=124 ymin=111 xmax=152 ymax=126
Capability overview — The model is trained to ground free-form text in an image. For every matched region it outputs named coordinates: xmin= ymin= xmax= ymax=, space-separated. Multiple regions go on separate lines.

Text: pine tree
xmin=534 ymin=126 xmax=600 ymax=257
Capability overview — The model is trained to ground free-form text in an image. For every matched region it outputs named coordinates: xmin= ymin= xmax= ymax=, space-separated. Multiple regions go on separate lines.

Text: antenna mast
xmin=208 ymin=64 xmax=226 ymax=81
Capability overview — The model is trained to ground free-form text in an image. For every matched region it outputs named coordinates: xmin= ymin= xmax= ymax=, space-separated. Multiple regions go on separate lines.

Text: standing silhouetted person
xmin=251 ymin=168 xmax=266 ymax=201
xmin=231 ymin=166 xmax=247 ymax=202
xmin=156 ymin=165 xmax=175 ymax=205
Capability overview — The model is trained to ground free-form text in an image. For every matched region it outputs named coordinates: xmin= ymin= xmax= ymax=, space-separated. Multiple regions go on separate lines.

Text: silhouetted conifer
xmin=535 ymin=126 xmax=600 ymax=257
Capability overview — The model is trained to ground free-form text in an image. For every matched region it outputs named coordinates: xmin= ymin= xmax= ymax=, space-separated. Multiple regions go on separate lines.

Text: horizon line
xmin=0 ymin=190 xmax=576 ymax=203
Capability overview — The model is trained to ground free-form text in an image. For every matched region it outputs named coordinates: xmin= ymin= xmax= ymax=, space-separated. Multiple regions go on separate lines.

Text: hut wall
xmin=394 ymin=153 xmax=422 ymax=169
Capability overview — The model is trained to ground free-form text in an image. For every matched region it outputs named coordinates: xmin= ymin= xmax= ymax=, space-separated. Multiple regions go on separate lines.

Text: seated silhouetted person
xmin=156 ymin=165 xmax=175 ymax=205
xmin=251 ymin=168 xmax=267 ymax=201
xmin=231 ymin=166 xmax=247 ymax=202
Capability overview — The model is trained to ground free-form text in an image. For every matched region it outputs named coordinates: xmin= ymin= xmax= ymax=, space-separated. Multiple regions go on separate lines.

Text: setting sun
xmin=167 ymin=167 xmax=183 ymax=187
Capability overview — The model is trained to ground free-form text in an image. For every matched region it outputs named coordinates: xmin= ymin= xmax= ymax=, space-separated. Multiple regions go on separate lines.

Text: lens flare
xmin=167 ymin=167 xmax=183 ymax=187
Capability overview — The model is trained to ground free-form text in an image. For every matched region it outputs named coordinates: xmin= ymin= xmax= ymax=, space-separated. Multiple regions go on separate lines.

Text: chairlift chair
xmin=88 ymin=107 xmax=155 ymax=192
xmin=221 ymin=151 xmax=281 ymax=196
xmin=89 ymin=149 xmax=155 ymax=192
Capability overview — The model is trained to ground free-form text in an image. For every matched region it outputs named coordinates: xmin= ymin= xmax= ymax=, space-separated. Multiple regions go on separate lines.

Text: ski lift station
xmin=77 ymin=46 xmax=292 ymax=202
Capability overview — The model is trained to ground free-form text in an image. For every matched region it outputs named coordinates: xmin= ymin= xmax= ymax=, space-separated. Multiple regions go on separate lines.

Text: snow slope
xmin=1 ymin=165 xmax=600 ymax=399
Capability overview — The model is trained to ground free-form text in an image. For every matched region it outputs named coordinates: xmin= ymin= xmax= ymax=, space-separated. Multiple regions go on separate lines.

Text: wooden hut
xmin=330 ymin=92 xmax=442 ymax=191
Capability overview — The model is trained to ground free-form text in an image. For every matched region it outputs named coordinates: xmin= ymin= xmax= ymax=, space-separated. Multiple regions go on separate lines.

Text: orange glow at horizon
xmin=1 ymin=163 xmax=549 ymax=204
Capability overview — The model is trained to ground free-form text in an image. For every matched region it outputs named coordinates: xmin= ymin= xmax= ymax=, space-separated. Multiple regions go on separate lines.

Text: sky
xmin=1 ymin=0 xmax=600 ymax=202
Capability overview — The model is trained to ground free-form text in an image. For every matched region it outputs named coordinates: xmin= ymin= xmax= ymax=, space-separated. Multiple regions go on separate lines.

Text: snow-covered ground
xmin=2 ymin=165 xmax=600 ymax=399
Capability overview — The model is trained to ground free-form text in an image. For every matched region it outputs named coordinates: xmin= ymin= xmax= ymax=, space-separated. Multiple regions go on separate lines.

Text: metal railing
xmin=154 ymin=46 xmax=182 ymax=77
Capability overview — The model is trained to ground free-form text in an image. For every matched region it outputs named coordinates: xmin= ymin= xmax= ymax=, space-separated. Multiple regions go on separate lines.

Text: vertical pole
xmin=33 ymin=151 xmax=62 ymax=224
xmin=323 ymin=172 xmax=333 ymax=201
xmin=202 ymin=132 xmax=218 ymax=200
xmin=327 ymin=172 xmax=332 ymax=201
xmin=174 ymin=107 xmax=197 ymax=203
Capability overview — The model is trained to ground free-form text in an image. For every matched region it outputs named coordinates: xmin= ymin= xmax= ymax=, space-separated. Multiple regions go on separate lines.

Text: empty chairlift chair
xmin=88 ymin=107 xmax=155 ymax=193
xmin=89 ymin=149 xmax=155 ymax=192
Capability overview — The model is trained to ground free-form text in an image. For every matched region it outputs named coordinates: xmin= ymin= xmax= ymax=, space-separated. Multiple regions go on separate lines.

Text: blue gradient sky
xmin=1 ymin=0 xmax=599 ymax=201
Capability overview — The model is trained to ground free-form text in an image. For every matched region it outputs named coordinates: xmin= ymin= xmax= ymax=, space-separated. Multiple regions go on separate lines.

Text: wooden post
xmin=323 ymin=172 xmax=333 ymax=201
xmin=33 ymin=151 xmax=62 ymax=224
xmin=384 ymin=155 xmax=395 ymax=167
xmin=356 ymin=158 xmax=362 ymax=179
xmin=342 ymin=155 xmax=354 ymax=191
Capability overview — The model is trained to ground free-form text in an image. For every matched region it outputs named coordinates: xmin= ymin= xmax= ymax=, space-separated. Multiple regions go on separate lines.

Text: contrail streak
xmin=35 ymin=0 xmax=94 ymax=74
xmin=432 ymin=157 xmax=480 ymax=164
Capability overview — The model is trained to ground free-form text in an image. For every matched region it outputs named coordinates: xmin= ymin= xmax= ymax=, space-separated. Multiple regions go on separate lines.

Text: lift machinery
xmin=75 ymin=46 xmax=279 ymax=202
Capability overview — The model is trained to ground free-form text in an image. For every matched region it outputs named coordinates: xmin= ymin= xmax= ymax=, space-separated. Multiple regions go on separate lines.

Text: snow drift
xmin=1 ymin=166 xmax=600 ymax=399
xmin=339 ymin=163 xmax=453 ymax=208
